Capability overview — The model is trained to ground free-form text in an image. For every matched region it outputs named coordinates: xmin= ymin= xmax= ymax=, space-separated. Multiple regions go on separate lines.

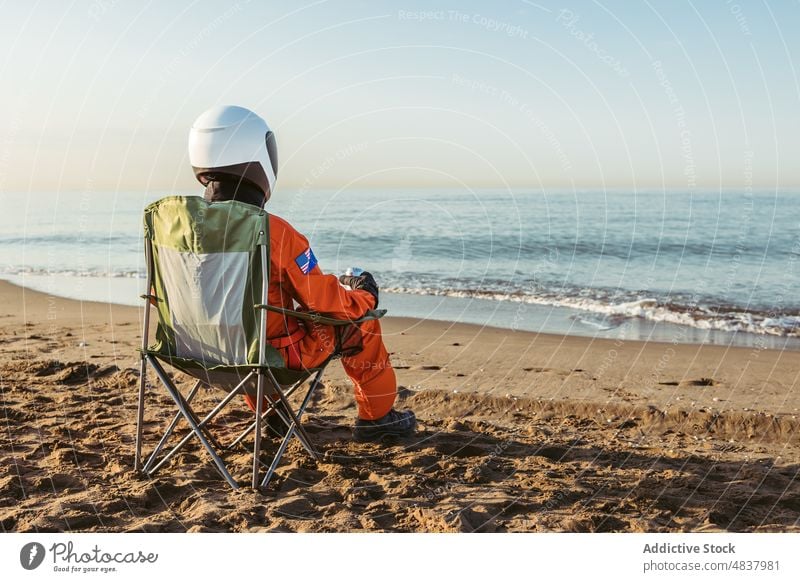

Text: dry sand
xmin=1 ymin=279 xmax=798 ymax=532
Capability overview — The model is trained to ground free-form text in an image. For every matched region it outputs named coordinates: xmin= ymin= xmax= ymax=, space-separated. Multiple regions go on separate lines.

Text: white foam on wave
xmin=3 ymin=267 xmax=797 ymax=338
xmin=384 ymin=286 xmax=800 ymax=337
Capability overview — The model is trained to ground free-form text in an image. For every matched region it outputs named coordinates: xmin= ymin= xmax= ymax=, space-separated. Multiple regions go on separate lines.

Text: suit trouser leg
xmin=340 ymin=319 xmax=397 ymax=421
xmin=295 ymin=319 xmax=397 ymax=421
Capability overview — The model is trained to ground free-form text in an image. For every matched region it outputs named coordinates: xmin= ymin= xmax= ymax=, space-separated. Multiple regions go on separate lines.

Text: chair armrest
xmin=254 ymin=304 xmax=386 ymax=326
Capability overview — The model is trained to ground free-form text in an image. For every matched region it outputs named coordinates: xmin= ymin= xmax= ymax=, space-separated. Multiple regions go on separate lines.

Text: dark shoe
xmin=244 ymin=395 xmax=290 ymax=439
xmin=354 ymin=409 xmax=416 ymax=441
xmin=265 ymin=411 xmax=289 ymax=439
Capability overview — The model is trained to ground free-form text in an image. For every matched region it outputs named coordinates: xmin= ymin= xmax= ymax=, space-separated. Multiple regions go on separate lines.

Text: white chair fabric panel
xmin=157 ymin=246 xmax=250 ymax=365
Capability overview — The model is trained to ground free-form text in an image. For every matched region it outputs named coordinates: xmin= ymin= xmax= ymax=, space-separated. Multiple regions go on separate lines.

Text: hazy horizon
xmin=1 ymin=1 xmax=798 ymax=193
xmin=8 ymin=186 xmax=800 ymax=196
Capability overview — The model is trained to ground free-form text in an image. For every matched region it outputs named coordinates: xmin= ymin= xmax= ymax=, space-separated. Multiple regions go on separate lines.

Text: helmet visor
xmin=266 ymin=131 xmax=278 ymax=177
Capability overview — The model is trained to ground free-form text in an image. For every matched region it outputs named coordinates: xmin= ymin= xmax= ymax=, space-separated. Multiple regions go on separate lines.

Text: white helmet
xmin=188 ymin=105 xmax=278 ymax=202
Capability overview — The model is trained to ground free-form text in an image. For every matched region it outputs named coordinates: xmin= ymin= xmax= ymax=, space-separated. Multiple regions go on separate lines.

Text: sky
xmin=0 ymin=0 xmax=798 ymax=193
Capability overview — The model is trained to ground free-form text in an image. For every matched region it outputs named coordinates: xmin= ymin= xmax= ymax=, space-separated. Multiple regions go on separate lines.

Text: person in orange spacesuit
xmin=187 ymin=105 xmax=416 ymax=441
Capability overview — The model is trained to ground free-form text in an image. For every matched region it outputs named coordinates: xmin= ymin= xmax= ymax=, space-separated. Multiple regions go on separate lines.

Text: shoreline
xmin=3 ymin=273 xmax=798 ymax=352
xmin=2 ymin=278 xmax=800 ymax=532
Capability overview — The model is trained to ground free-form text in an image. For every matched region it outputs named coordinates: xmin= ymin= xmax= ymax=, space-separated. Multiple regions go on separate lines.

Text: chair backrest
xmin=143 ymin=196 xmax=271 ymax=368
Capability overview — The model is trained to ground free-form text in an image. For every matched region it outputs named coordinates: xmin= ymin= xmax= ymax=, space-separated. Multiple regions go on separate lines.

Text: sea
xmin=2 ymin=188 xmax=799 ymax=350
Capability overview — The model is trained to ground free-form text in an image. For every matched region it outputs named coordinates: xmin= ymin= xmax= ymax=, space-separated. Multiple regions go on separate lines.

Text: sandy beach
xmin=1 ymin=279 xmax=798 ymax=532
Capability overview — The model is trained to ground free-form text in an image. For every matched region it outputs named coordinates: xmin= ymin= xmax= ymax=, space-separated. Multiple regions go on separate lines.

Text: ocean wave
xmin=384 ymin=286 xmax=800 ymax=338
xmin=1 ymin=266 xmax=142 ymax=278
xmin=0 ymin=234 xmax=139 ymax=246
xmin=3 ymin=266 xmax=798 ymax=338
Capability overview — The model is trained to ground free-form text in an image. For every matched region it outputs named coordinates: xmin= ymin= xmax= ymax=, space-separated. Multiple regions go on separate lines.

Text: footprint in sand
xmin=522 ymin=367 xmax=578 ymax=378
xmin=659 ymin=378 xmax=718 ymax=387
xmin=435 ymin=442 xmax=486 ymax=458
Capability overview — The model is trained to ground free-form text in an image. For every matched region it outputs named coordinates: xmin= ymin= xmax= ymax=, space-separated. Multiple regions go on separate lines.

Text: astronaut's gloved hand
xmin=339 ymin=271 xmax=379 ymax=308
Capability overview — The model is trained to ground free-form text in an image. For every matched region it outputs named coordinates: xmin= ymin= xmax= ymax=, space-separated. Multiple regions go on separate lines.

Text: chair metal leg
xmin=137 ymin=237 xmax=154 ymax=473
xmin=260 ymin=364 xmax=328 ymax=487
xmin=135 ymin=355 xmax=148 ymax=472
xmin=252 ymin=371 xmax=265 ymax=488
xmin=268 ymin=395 xmax=316 ymax=458
xmin=183 ymin=397 xmax=225 ymax=452
xmin=140 ymin=355 xmax=330 ymax=489
xmin=261 ymin=423 xmax=295 ymax=488
xmin=291 ymin=368 xmax=328 ymax=456
xmin=146 ymin=371 xmax=255 ymax=476
xmin=152 ymin=388 xmax=230 ymax=484
xmin=226 ymin=378 xmax=304 ymax=450
xmin=147 ymin=357 xmax=239 ymax=489
xmin=142 ymin=380 xmax=202 ymax=474
xmin=269 ymin=367 xmax=324 ymax=460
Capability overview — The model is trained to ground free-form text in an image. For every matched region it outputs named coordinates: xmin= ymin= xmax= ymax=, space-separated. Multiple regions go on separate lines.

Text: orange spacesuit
xmin=242 ymin=213 xmax=397 ymax=421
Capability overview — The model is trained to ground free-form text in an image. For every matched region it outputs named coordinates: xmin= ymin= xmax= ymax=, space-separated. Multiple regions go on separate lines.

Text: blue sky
xmin=0 ymin=0 xmax=798 ymax=192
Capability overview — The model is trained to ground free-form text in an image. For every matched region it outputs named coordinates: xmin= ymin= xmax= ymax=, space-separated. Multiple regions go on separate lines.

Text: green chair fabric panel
xmin=144 ymin=195 xmax=267 ymax=253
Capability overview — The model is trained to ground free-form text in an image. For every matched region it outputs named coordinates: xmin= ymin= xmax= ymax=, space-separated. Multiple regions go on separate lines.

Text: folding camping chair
xmin=134 ymin=196 xmax=385 ymax=489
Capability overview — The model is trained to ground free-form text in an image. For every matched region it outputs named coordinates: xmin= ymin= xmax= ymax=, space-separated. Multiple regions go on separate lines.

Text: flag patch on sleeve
xmin=294 ymin=247 xmax=318 ymax=275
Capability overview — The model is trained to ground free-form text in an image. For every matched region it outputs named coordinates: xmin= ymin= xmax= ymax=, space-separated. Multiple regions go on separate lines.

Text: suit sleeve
xmin=280 ymin=228 xmax=376 ymax=320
